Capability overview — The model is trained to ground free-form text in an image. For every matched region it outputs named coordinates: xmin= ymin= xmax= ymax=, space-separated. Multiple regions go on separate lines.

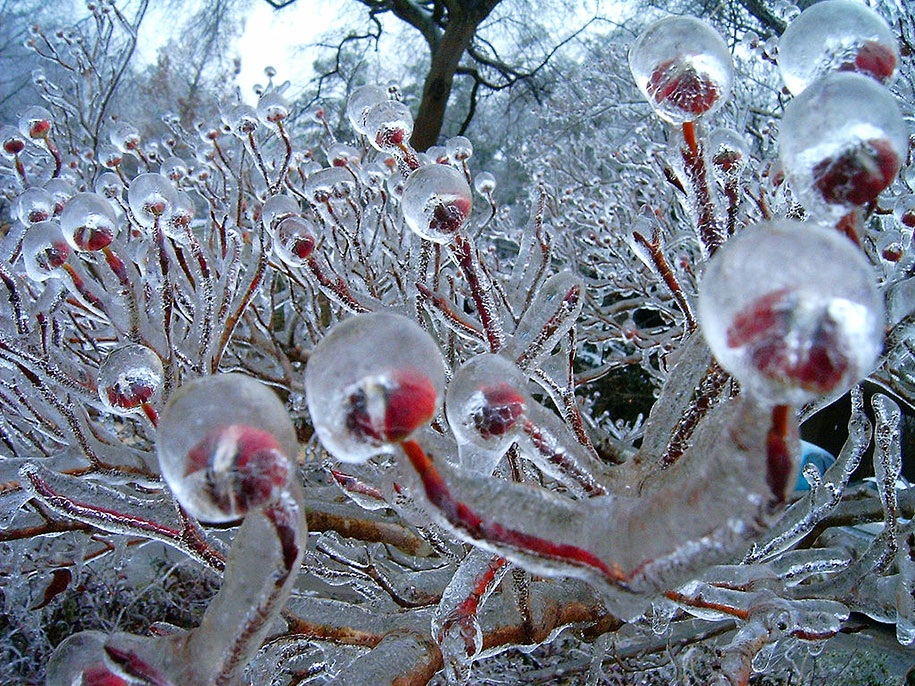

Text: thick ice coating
xmin=346 ymin=85 xmax=389 ymax=135
xmin=778 ymin=0 xmax=898 ymax=96
xmin=363 ymin=100 xmax=413 ymax=151
xmin=401 ymin=163 xmax=472 ymax=243
xmin=60 ymin=192 xmax=118 ymax=252
xmin=22 ymin=221 xmax=70 ymax=282
xmin=305 ymin=312 xmax=445 ymax=463
xmin=128 ymin=173 xmax=178 ymax=229
xmin=779 ymin=72 xmax=905 ymax=220
xmin=628 ymin=16 xmax=733 ymax=125
xmin=698 ymin=220 xmax=883 ymax=405
xmin=157 ymin=373 xmax=297 ymax=523
xmin=97 ymin=344 xmax=164 ymax=416
xmin=446 ymin=354 xmax=530 ymax=454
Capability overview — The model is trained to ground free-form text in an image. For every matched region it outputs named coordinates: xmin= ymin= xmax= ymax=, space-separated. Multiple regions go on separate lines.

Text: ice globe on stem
xmin=777 ymin=0 xmax=898 ymax=96
xmin=156 ymin=373 xmax=297 ymax=523
xmin=18 ymin=105 xmax=52 ymax=139
xmin=22 ymin=221 xmax=70 ymax=282
xmin=401 ymin=163 xmax=473 ymax=243
xmin=305 ymin=312 xmax=445 ymax=463
xmin=60 ymin=192 xmax=118 ymax=252
xmin=273 ymin=215 xmax=316 ymax=267
xmin=346 ymin=85 xmax=389 ymax=135
xmin=778 ymin=72 xmax=906 ymax=220
xmin=363 ymin=99 xmax=413 ymax=151
xmin=628 ymin=16 xmax=733 ymax=125
xmin=97 ymin=344 xmax=164 ymax=422
xmin=15 ymin=187 xmax=54 ymax=224
xmin=261 ymin=194 xmax=299 ymax=236
xmin=698 ymin=220 xmax=883 ymax=406
xmin=128 ymin=173 xmax=178 ymax=229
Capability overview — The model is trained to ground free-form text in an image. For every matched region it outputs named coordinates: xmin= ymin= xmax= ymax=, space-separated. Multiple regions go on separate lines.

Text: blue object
xmin=796 ymin=440 xmax=836 ymax=490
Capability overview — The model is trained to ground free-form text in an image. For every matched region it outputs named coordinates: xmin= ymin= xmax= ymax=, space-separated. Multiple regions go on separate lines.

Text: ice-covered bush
xmin=0 ymin=2 xmax=913 ymax=685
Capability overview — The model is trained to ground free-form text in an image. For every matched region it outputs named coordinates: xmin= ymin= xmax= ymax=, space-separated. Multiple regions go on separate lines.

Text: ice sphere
xmin=109 ymin=121 xmax=140 ymax=152
xmin=163 ymin=190 xmax=195 ymax=241
xmin=225 ymin=104 xmax=259 ymax=138
xmin=22 ymin=221 xmax=70 ymax=282
xmin=94 ymin=171 xmax=123 ymax=199
xmin=157 ymin=373 xmax=297 ymax=523
xmin=97 ymin=344 xmax=164 ymax=416
xmin=128 ymin=173 xmax=178 ymax=228
xmin=445 ymin=354 xmax=529 ymax=454
xmin=44 ymin=177 xmax=74 ymax=215
xmin=346 ymin=85 xmax=389 ymax=135
xmin=698 ymin=220 xmax=883 ymax=405
xmin=446 ymin=135 xmax=473 ymax=161
xmin=708 ymin=128 xmax=750 ymax=176
xmin=273 ymin=216 xmax=316 ymax=267
xmin=401 ymin=164 xmax=472 ymax=243
xmin=159 ymin=156 xmax=188 ymax=182
xmin=261 ymin=194 xmax=299 ymax=235
xmin=18 ymin=105 xmax=52 ymax=139
xmin=894 ymin=194 xmax=915 ymax=230
xmin=778 ymin=0 xmax=898 ymax=95
xmin=60 ymin=192 xmax=118 ymax=251
xmin=304 ymin=167 xmax=354 ymax=204
xmin=0 ymin=125 xmax=26 ymax=158
xmin=362 ymin=100 xmax=413 ymax=151
xmin=779 ymin=72 xmax=905 ymax=219
xmin=15 ymin=187 xmax=53 ymax=224
xmin=326 ymin=142 xmax=360 ymax=168
xmin=257 ymin=91 xmax=289 ymax=126
xmin=305 ymin=312 xmax=445 ymax=463
xmin=628 ymin=16 xmax=733 ymax=125
xmin=97 ymin=144 xmax=123 ymax=169
xmin=474 ymin=171 xmax=496 ymax=195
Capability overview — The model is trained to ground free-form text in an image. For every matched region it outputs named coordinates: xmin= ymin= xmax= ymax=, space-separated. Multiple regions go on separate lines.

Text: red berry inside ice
xmin=647 ymin=57 xmax=719 ymax=116
xmin=345 ymin=368 xmax=438 ymax=444
xmin=471 ymin=383 xmax=526 ymax=438
xmin=812 ymin=137 xmax=900 ymax=207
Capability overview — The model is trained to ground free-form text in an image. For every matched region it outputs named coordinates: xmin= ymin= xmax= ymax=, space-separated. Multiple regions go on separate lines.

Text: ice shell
xmin=94 ymin=172 xmax=123 ymax=200
xmin=97 ymin=144 xmax=123 ymax=169
xmin=628 ymin=16 xmax=733 ymax=125
xmin=109 ymin=121 xmax=140 ymax=152
xmin=778 ymin=0 xmax=898 ymax=95
xmin=157 ymin=373 xmax=297 ymax=523
xmin=257 ymin=91 xmax=289 ymax=126
xmin=18 ymin=105 xmax=52 ymax=139
xmin=401 ymin=164 xmax=472 ymax=243
xmin=304 ymin=167 xmax=355 ymax=204
xmin=273 ymin=215 xmax=316 ymax=267
xmin=224 ymin=104 xmax=259 ymax=138
xmin=446 ymin=354 xmax=529 ymax=454
xmin=708 ymin=128 xmax=750 ymax=176
xmin=128 ymin=173 xmax=178 ymax=229
xmin=363 ymin=100 xmax=413 ymax=151
xmin=305 ymin=312 xmax=445 ymax=463
xmin=22 ymin=221 xmax=70 ymax=282
xmin=326 ymin=142 xmax=361 ymax=168
xmin=474 ymin=172 xmax=496 ymax=195
xmin=0 ymin=125 xmax=27 ymax=158
xmin=163 ymin=190 xmax=196 ymax=241
xmin=446 ymin=136 xmax=473 ymax=161
xmin=261 ymin=194 xmax=300 ymax=235
xmin=159 ymin=156 xmax=188 ymax=182
xmin=698 ymin=220 xmax=883 ymax=405
xmin=779 ymin=72 xmax=906 ymax=219
xmin=44 ymin=178 xmax=74 ymax=215
xmin=97 ymin=344 xmax=164 ymax=416
xmin=60 ymin=192 xmax=118 ymax=251
xmin=346 ymin=85 xmax=390 ymax=135
xmin=15 ymin=187 xmax=54 ymax=225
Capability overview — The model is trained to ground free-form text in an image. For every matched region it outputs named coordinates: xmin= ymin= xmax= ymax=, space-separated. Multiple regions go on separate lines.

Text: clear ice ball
xmin=778 ymin=0 xmax=898 ymax=95
xmin=305 ymin=312 xmax=445 ymax=463
xmin=60 ymin=192 xmax=118 ymax=252
xmin=15 ymin=187 xmax=54 ymax=225
xmin=305 ymin=167 xmax=355 ymax=204
xmin=22 ymin=221 xmax=70 ymax=282
xmin=346 ymin=85 xmax=389 ymax=135
xmin=698 ymin=220 xmax=883 ymax=405
xmin=401 ymin=164 xmax=472 ymax=243
xmin=97 ymin=344 xmax=164 ymax=416
xmin=157 ymin=373 xmax=297 ymax=523
xmin=257 ymin=91 xmax=290 ymax=126
xmin=18 ymin=105 xmax=52 ymax=139
xmin=628 ymin=16 xmax=733 ymax=125
xmin=363 ymin=100 xmax=413 ymax=151
xmin=446 ymin=354 xmax=529 ymax=454
xmin=128 ymin=173 xmax=178 ymax=229
xmin=779 ymin=72 xmax=906 ymax=219
xmin=261 ymin=194 xmax=300 ymax=235
xmin=109 ymin=121 xmax=140 ymax=152
xmin=273 ymin=216 xmax=316 ymax=267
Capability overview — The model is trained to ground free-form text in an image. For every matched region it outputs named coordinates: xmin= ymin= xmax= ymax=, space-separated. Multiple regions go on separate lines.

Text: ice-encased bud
xmin=225 ymin=104 xmax=259 ymax=138
xmin=446 ymin=136 xmax=473 ymax=161
xmin=0 ymin=125 xmax=26 ymax=158
xmin=94 ymin=171 xmax=123 ymax=199
xmin=261 ymin=194 xmax=299 ymax=235
xmin=18 ymin=105 xmax=52 ymax=139
xmin=698 ymin=220 xmax=883 ymax=405
xmin=474 ymin=171 xmax=496 ymax=196
xmin=45 ymin=631 xmax=118 ymax=686
xmin=15 ymin=187 xmax=53 ymax=224
xmin=346 ymin=85 xmax=389 ymax=135
xmin=44 ymin=178 xmax=74 ymax=215
xmin=305 ymin=312 xmax=445 ymax=463
xmin=779 ymin=73 xmax=906 ymax=219
xmin=257 ymin=91 xmax=289 ymax=126
xmin=777 ymin=0 xmax=898 ymax=95
xmin=159 ymin=156 xmax=188 ymax=182
xmin=628 ymin=16 xmax=733 ymax=125
xmin=401 ymin=164 xmax=472 ymax=243
xmin=97 ymin=144 xmax=123 ymax=169
xmin=446 ymin=354 xmax=529 ymax=454
xmin=157 ymin=373 xmax=296 ymax=523
xmin=304 ymin=167 xmax=354 ymax=203
xmin=109 ymin=121 xmax=140 ymax=152
xmin=97 ymin=344 xmax=163 ymax=416
xmin=22 ymin=221 xmax=70 ymax=282
xmin=326 ymin=142 xmax=360 ymax=168
xmin=273 ymin=215 xmax=316 ymax=267
xmin=163 ymin=190 xmax=195 ymax=241
xmin=709 ymin=128 xmax=750 ymax=176
xmin=128 ymin=173 xmax=178 ymax=228
xmin=60 ymin=192 xmax=118 ymax=251
xmin=363 ymin=100 xmax=413 ymax=151
xmin=894 ymin=194 xmax=915 ymax=230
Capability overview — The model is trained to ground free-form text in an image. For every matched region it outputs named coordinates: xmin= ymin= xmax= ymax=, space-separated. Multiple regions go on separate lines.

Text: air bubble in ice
xmin=629 ymin=16 xmax=733 ymax=125
xmin=97 ymin=344 xmax=163 ymax=416
xmin=305 ymin=312 xmax=445 ymax=463
xmin=401 ymin=164 xmax=472 ymax=243
xmin=778 ymin=0 xmax=898 ymax=95
xmin=156 ymin=373 xmax=297 ymax=523
xmin=60 ymin=192 xmax=118 ymax=251
xmin=698 ymin=220 xmax=883 ymax=405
